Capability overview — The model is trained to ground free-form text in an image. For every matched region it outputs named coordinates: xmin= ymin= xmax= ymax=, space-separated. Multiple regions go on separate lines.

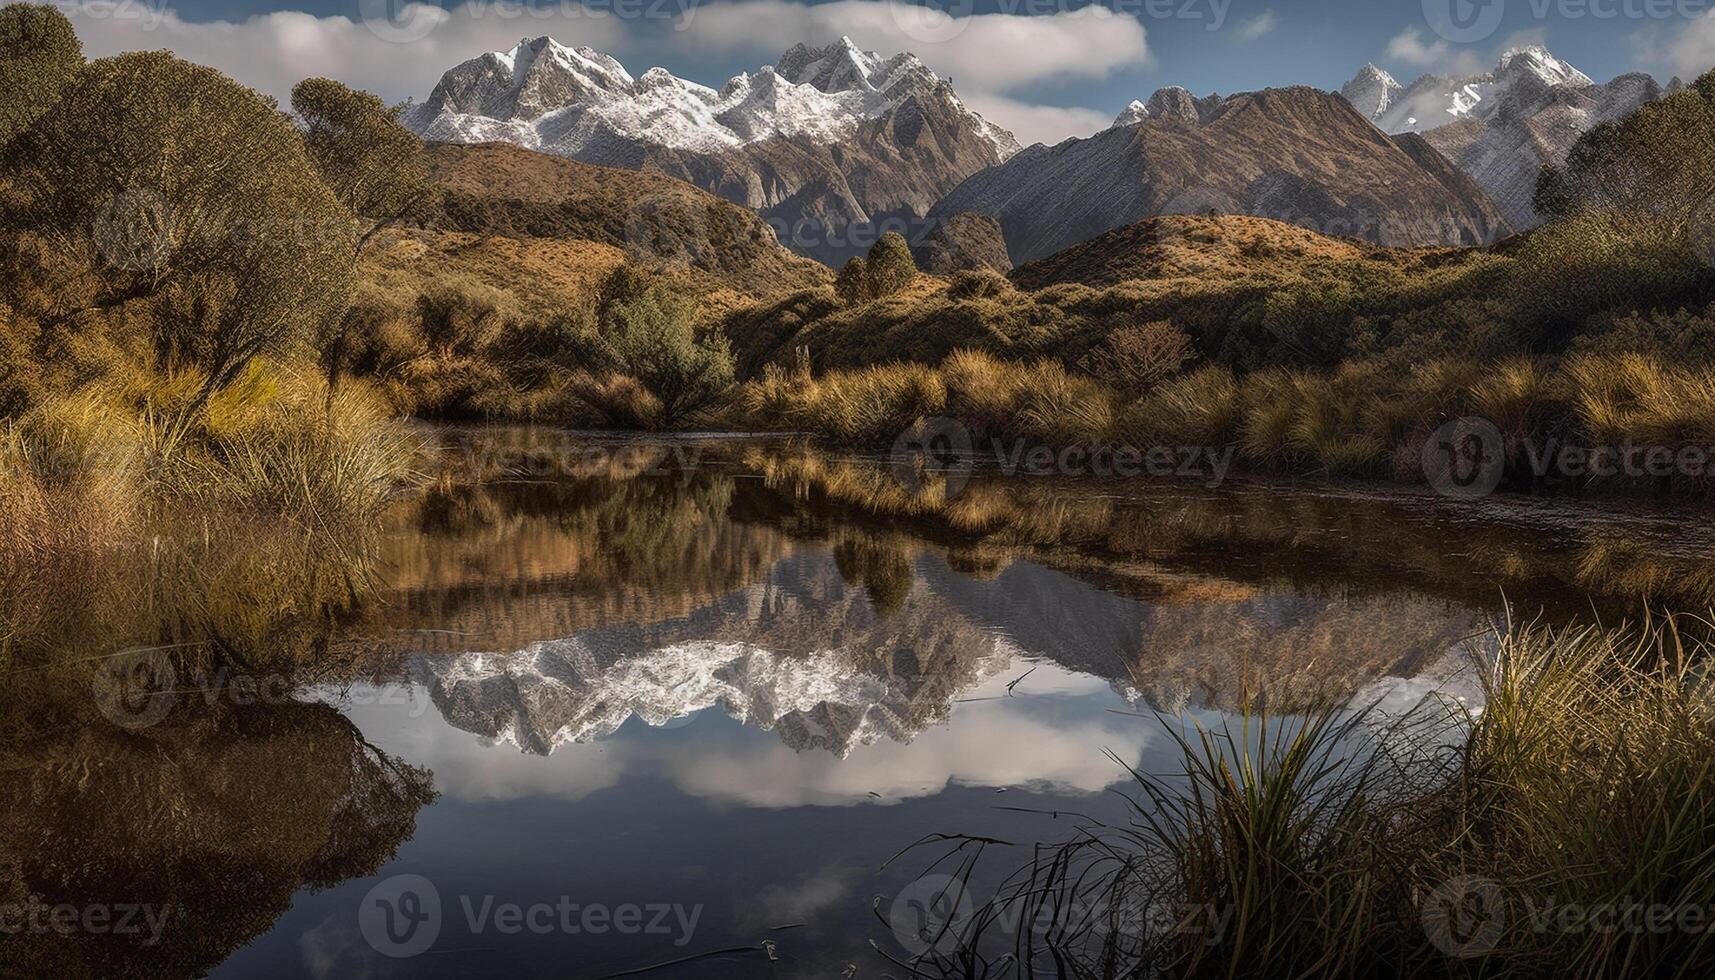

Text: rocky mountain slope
xmin=930 ymin=85 xmax=1511 ymax=265
xmin=1339 ymin=46 xmax=1664 ymax=228
xmin=408 ymin=36 xmax=1019 ymax=265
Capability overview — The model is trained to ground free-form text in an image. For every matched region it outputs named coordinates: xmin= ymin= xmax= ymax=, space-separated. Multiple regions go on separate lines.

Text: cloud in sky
xmin=1384 ymin=25 xmax=1481 ymax=75
xmin=1633 ymin=10 xmax=1715 ymax=81
xmin=668 ymin=0 xmax=1150 ymax=95
xmin=60 ymin=0 xmax=1146 ymax=145
xmin=1231 ymin=9 xmax=1275 ymax=42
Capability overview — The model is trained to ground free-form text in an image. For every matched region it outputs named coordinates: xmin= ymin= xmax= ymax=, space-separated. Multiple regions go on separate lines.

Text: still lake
xmin=10 ymin=429 xmax=1715 ymax=979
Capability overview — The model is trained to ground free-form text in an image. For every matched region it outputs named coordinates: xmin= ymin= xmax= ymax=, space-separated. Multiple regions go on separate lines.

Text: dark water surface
xmin=9 ymin=430 xmax=1715 ymax=979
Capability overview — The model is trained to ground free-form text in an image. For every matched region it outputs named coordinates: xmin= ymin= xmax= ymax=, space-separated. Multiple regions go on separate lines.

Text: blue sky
xmin=59 ymin=0 xmax=1715 ymax=144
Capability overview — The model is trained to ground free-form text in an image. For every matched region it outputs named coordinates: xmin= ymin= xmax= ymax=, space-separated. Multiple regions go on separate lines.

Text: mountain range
xmin=407 ymin=37 xmax=1668 ymax=267
xmin=1338 ymin=45 xmax=1668 ymax=228
xmin=932 ymin=85 xmax=1511 ymax=265
xmin=408 ymin=36 xmax=1018 ymax=264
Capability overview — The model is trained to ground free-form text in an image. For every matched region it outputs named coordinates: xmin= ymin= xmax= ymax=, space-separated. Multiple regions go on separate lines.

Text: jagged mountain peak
xmin=1494 ymin=44 xmax=1591 ymax=87
xmin=1145 ymin=85 xmax=1201 ymax=123
xmin=411 ymin=35 xmax=1015 ymax=158
xmin=1341 ymin=63 xmax=1403 ymax=121
xmin=1335 ymin=45 xmax=1658 ymax=231
xmin=1112 ymin=99 xmax=1150 ymax=128
xmin=409 ymin=36 xmax=1021 ymax=265
xmin=776 ymin=36 xmax=893 ymax=93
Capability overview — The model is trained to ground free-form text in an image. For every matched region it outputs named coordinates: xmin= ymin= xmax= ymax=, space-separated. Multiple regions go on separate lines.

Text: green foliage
xmin=866 ymin=231 xmax=917 ymax=297
xmin=292 ymin=77 xmax=435 ymax=255
xmin=577 ymin=268 xmax=734 ymax=426
xmin=831 ymin=233 xmax=918 ymax=306
xmin=4 ymin=52 xmax=356 ymax=409
xmin=0 ymin=3 xmax=81 ymax=147
xmin=835 ymin=256 xmax=870 ymax=306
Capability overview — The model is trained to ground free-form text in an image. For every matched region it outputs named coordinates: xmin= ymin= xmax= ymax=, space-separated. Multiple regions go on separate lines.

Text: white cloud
xmin=1635 ymin=10 xmax=1715 ymax=81
xmin=960 ymin=91 xmax=1115 ymax=146
xmin=59 ymin=0 xmax=1132 ymax=142
xmin=61 ymin=2 xmax=632 ymax=105
xmin=670 ymin=1 xmax=1150 ymax=93
xmin=1384 ymin=26 xmax=1481 ymax=75
xmin=1496 ymin=27 xmax=1548 ymax=53
xmin=1231 ymin=9 xmax=1276 ymax=43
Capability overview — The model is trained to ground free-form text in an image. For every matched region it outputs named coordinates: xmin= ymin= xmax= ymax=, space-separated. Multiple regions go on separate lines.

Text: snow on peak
xmin=411 ymin=35 xmax=1019 ymax=161
xmin=1496 ymin=44 xmax=1592 ymax=87
xmin=1341 ymin=63 xmax=1404 ymax=122
xmin=1341 ymin=46 xmax=1594 ymax=135
xmin=1112 ymin=99 xmax=1150 ymax=128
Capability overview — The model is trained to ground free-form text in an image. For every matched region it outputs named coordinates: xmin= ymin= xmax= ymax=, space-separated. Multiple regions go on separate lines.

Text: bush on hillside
xmin=3 ymin=50 xmax=356 ymax=419
xmin=1077 ymin=320 xmax=1195 ymax=398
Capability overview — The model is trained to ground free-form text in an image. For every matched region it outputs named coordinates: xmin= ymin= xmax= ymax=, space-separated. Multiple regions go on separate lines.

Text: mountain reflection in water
xmin=6 ymin=430 xmax=1713 ymax=978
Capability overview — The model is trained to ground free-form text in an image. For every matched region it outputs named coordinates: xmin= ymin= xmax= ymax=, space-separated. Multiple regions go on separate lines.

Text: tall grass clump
xmin=888 ymin=615 xmax=1715 ymax=979
xmin=738 ymin=350 xmax=1113 ymax=448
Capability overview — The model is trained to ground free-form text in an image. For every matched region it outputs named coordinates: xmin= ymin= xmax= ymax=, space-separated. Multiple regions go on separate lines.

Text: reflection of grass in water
xmin=742 ymin=446 xmax=1715 ymax=612
xmin=890 ymin=615 xmax=1715 ymax=978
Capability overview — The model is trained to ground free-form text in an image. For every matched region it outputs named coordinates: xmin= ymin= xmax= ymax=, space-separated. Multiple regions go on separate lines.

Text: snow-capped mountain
xmin=1358 ymin=46 xmax=1592 ymax=134
xmin=936 ymin=85 xmax=1510 ymax=265
xmin=409 ymin=36 xmax=1020 ymax=264
xmin=1338 ymin=46 xmax=1661 ymax=227
xmin=1339 ymin=64 xmax=1402 ymax=122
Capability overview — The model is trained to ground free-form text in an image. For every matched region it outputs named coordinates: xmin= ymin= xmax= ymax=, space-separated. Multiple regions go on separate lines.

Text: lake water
xmin=8 ymin=430 xmax=1715 ymax=978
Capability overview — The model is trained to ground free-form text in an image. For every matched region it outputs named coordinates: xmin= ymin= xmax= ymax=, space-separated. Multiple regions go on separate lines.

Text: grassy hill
xmin=721 ymin=213 xmax=1510 ymax=378
xmin=389 ymin=142 xmax=831 ymax=310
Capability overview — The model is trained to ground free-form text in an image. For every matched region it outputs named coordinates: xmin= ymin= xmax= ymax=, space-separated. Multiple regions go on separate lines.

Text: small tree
xmin=291 ymin=78 xmax=436 ymax=257
xmin=6 ymin=52 xmax=356 ymax=419
xmin=1079 ymin=321 xmax=1195 ymax=398
xmin=866 ymin=231 xmax=917 ymax=298
xmin=1534 ymin=70 xmax=1715 ymax=238
xmin=0 ymin=3 xmax=82 ymax=148
xmin=835 ymin=256 xmax=870 ymax=305
xmin=576 ymin=268 xmax=734 ymax=427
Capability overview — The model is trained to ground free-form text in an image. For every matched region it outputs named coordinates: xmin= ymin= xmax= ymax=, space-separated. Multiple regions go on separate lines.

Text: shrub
xmin=581 ymin=276 xmax=734 ymax=427
xmin=945 ymin=268 xmax=1014 ymax=301
xmin=1077 ymin=320 xmax=1195 ymax=398
xmin=865 ymin=231 xmax=917 ymax=298
xmin=6 ymin=51 xmax=356 ymax=415
xmin=835 ymin=256 xmax=870 ymax=306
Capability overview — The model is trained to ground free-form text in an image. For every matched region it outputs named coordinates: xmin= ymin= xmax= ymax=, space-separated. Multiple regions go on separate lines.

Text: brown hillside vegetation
xmin=1010 ymin=214 xmax=1384 ymax=289
xmin=361 ymin=231 xmax=629 ymax=316
xmin=723 ymin=213 xmax=1507 ymax=376
xmin=421 ymin=141 xmax=831 ymax=301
